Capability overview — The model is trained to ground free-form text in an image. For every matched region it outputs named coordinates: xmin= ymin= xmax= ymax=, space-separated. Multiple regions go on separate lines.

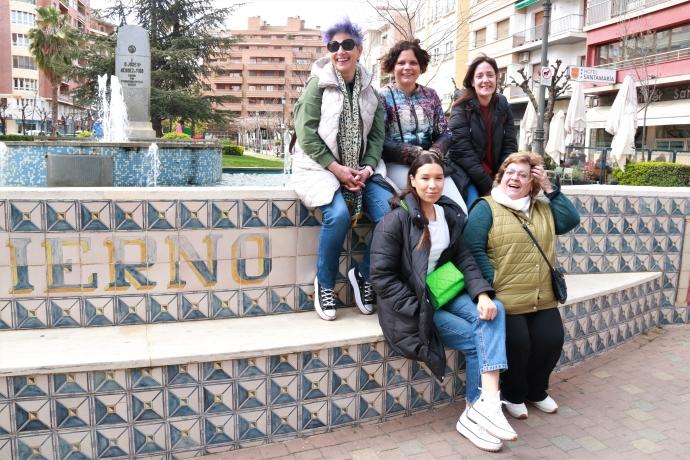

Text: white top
xmin=427 ymin=204 xmax=451 ymax=274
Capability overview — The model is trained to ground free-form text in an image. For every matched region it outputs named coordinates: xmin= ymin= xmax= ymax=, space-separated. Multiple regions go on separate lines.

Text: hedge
xmin=0 ymin=134 xmax=33 ymax=141
xmin=613 ymin=162 xmax=690 ymax=187
xmin=161 ymin=132 xmax=191 ymax=140
xmin=222 ymin=143 xmax=244 ymax=156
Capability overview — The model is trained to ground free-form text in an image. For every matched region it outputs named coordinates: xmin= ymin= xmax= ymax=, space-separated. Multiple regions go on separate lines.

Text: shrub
xmin=222 ymin=143 xmax=244 ymax=156
xmin=161 ymin=132 xmax=191 ymax=140
xmin=77 ymin=130 xmax=93 ymax=138
xmin=613 ymin=162 xmax=690 ymax=187
xmin=0 ymin=134 xmax=33 ymax=141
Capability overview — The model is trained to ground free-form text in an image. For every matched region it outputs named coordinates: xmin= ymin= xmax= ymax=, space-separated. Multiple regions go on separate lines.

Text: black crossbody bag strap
xmin=513 ymin=213 xmax=556 ymax=272
xmin=388 ymin=87 xmax=405 ymax=143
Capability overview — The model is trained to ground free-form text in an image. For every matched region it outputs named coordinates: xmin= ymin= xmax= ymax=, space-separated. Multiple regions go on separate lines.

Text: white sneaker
xmin=456 ymin=408 xmax=503 ymax=452
xmin=313 ymin=278 xmax=336 ymax=321
xmin=528 ymin=395 xmax=558 ymax=414
xmin=467 ymin=390 xmax=518 ymax=441
xmin=504 ymin=401 xmax=528 ymax=419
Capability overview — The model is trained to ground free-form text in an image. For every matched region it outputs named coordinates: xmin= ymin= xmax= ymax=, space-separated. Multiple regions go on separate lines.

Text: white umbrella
xmin=519 ymin=101 xmax=538 ymax=151
xmin=606 ymin=75 xmax=638 ymax=169
xmin=545 ymin=110 xmax=566 ymax=164
xmin=564 ymin=81 xmax=586 ymax=147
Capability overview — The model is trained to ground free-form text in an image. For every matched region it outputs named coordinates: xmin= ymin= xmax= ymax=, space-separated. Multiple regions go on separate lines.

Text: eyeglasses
xmin=504 ymin=168 xmax=531 ymax=181
xmin=327 ymin=38 xmax=356 ymax=53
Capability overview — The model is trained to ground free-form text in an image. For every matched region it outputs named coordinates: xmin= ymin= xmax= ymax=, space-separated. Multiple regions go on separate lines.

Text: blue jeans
xmin=465 ymin=184 xmax=480 ymax=210
xmin=433 ymin=293 xmax=507 ymax=403
xmin=317 ymin=180 xmax=392 ymax=288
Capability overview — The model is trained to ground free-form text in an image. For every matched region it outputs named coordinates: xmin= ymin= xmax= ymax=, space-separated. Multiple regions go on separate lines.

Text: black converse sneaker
xmin=348 ymin=268 xmax=376 ymax=315
xmin=314 ymin=277 xmax=336 ymax=321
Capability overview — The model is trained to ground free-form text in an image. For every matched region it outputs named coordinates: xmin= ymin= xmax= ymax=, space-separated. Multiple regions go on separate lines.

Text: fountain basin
xmin=2 ymin=140 xmax=222 ymax=186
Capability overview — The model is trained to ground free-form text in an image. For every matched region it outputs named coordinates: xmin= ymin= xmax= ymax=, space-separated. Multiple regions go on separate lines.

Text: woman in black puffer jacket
xmin=446 ymin=55 xmax=517 ymax=207
xmin=370 ymin=153 xmax=516 ymax=452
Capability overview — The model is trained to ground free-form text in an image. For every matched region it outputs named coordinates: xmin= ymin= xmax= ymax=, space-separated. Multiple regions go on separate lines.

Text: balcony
xmin=595 ymin=46 xmax=690 ymax=70
xmin=512 ymin=14 xmax=585 ymax=50
xmin=246 ymin=63 xmax=286 ymax=71
xmin=586 ymin=0 xmax=671 ymax=26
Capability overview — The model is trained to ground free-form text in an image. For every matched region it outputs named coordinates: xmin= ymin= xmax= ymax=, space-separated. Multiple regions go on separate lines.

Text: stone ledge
xmin=0 ymin=272 xmax=661 ymax=377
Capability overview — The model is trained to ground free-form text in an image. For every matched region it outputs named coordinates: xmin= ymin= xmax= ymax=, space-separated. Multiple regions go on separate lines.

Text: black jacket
xmin=446 ymin=93 xmax=518 ymax=197
xmin=369 ymin=194 xmax=494 ymax=380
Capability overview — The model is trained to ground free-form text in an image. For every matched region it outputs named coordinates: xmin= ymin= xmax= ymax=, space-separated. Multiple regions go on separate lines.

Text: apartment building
xmin=583 ymin=0 xmax=690 ymax=151
xmin=415 ymin=0 xmax=467 ymax=107
xmin=207 ymin=17 xmax=325 ymax=140
xmin=362 ymin=15 xmax=408 ymax=89
xmin=1 ymin=0 xmax=114 ymax=134
xmin=468 ymin=0 xmax=586 ymax=120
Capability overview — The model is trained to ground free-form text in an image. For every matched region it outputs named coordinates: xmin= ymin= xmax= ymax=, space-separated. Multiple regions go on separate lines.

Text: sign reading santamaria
xmin=568 ymin=66 xmax=616 ymax=84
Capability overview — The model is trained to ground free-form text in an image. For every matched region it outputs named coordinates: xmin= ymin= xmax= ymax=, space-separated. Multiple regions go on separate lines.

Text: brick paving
xmin=204 ymin=325 xmax=690 ymax=459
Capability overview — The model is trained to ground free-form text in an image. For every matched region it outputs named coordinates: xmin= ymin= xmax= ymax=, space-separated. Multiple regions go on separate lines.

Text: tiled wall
xmin=556 ymin=191 xmax=689 ymax=324
xmin=2 ymin=142 xmax=221 ymax=186
xmin=0 ymin=278 xmax=662 ymax=458
xmin=0 ymin=186 xmax=685 ymax=457
xmin=0 ymin=188 xmax=685 ymax=331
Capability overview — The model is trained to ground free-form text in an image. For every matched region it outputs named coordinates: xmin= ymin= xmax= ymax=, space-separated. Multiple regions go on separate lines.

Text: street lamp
xmin=533 ymin=0 xmax=552 ymax=156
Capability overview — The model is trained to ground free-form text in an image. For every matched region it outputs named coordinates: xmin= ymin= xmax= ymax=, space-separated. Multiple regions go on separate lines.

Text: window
xmin=12 ymin=55 xmax=36 ymax=70
xmin=669 ymin=25 xmax=690 ymax=52
xmin=445 ymin=41 xmax=454 ymax=57
xmin=656 ymin=29 xmax=671 ymax=54
xmin=12 ymin=33 xmax=30 ymax=47
xmin=497 ymin=19 xmax=510 ymax=40
xmin=14 ymin=0 xmax=36 ymax=4
xmin=11 ymin=10 xmax=36 ymax=26
xmin=415 ymin=8 xmax=425 ymax=28
xmin=13 ymin=78 xmax=38 ymax=91
xmin=475 ymin=28 xmax=486 ymax=47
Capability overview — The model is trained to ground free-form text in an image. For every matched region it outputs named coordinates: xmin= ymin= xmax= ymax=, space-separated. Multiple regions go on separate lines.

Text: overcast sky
xmin=91 ymin=0 xmax=381 ymax=31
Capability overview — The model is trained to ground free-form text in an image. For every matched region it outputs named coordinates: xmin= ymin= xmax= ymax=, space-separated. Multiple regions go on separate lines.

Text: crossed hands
xmin=327 ymin=162 xmax=373 ymax=192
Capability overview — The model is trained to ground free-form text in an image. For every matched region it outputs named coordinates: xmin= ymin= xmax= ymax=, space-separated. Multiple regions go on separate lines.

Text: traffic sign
xmin=540 ymin=66 xmax=553 ymax=86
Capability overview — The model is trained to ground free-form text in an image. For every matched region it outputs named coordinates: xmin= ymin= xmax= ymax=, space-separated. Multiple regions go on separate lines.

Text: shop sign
xmin=568 ymin=66 xmax=616 ymax=84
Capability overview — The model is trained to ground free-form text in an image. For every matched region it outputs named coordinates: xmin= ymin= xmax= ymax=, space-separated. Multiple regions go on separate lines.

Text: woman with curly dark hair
xmin=379 ymin=39 xmax=466 ymax=213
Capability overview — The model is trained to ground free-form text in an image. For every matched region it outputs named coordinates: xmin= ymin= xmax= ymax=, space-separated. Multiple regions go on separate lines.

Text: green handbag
xmin=426 ymin=261 xmax=465 ymax=310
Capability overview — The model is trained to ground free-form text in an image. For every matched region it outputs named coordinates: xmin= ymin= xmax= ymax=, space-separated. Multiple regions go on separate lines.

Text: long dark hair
xmin=453 ymin=54 xmax=499 ymax=107
xmin=396 ymin=152 xmax=445 ymax=250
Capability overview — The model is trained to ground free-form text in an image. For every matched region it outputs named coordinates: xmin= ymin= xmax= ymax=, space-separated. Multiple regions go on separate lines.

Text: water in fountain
xmin=97 ymin=74 xmax=129 ymax=142
xmin=0 ymin=142 xmax=8 ymax=186
xmin=144 ymin=142 xmax=160 ymax=186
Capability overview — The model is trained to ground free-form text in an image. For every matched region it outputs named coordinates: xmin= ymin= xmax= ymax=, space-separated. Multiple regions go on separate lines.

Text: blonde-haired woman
xmin=464 ymin=152 xmax=580 ymax=419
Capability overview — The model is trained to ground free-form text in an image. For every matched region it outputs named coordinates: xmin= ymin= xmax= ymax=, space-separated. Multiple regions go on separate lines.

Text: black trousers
xmin=500 ymin=307 xmax=564 ymax=404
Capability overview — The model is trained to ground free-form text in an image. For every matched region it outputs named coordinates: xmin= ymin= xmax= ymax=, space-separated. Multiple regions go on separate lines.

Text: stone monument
xmin=115 ymin=25 xmax=156 ymax=139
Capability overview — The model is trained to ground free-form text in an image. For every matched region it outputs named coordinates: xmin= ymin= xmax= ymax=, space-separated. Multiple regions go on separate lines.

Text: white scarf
xmin=491 ymin=187 xmax=531 ymax=217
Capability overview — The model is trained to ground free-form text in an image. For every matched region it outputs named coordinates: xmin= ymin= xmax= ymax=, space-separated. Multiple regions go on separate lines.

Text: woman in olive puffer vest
xmin=464 ymin=152 xmax=580 ymax=421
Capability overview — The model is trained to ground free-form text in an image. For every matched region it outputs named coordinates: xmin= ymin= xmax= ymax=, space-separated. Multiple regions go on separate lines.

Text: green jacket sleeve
xmin=462 ymin=200 xmax=495 ymax=284
xmin=547 ymin=191 xmax=581 ymax=235
xmin=361 ymin=99 xmax=385 ymax=169
xmin=293 ymin=78 xmax=336 ymax=168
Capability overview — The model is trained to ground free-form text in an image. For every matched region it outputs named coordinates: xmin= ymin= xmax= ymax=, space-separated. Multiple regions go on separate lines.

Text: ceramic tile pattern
xmin=0 ymin=190 xmax=686 ymax=457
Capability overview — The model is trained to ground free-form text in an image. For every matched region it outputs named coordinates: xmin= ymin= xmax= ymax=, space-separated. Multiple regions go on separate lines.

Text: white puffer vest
xmin=290 ymin=57 xmax=388 ymax=208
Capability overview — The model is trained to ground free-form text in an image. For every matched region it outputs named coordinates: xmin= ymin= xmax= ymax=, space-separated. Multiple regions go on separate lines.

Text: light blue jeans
xmin=317 ymin=180 xmax=393 ymax=288
xmin=433 ymin=292 xmax=507 ymax=403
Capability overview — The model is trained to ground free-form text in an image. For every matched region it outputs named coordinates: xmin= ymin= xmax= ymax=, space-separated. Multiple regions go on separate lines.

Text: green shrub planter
xmin=222 ymin=143 xmax=244 ymax=156
xmin=0 ymin=134 xmax=34 ymax=141
xmin=613 ymin=162 xmax=690 ymax=187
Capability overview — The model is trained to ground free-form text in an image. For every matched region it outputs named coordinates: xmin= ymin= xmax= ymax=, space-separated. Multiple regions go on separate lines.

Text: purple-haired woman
xmin=290 ymin=18 xmax=394 ymax=321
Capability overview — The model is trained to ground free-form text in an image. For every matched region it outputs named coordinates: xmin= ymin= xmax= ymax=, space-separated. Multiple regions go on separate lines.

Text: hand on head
xmin=531 ymin=165 xmax=553 ymax=194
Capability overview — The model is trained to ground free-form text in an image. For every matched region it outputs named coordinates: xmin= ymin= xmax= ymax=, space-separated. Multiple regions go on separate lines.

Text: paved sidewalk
xmin=206 ymin=325 xmax=690 ymax=459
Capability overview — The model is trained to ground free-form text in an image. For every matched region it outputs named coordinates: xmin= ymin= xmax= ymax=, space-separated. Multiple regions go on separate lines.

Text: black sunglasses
xmin=327 ymin=38 xmax=356 ymax=53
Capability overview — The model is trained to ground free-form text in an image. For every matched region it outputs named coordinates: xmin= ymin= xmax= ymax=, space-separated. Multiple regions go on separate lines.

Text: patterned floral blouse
xmin=380 ymin=84 xmax=452 ymax=164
